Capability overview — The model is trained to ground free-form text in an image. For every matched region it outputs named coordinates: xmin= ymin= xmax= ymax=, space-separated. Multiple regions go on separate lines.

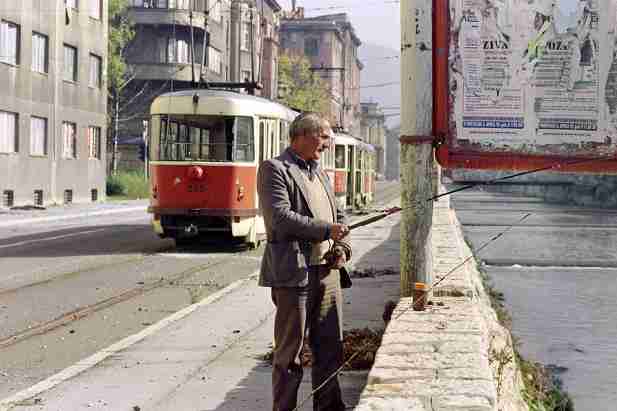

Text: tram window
xmin=270 ymin=122 xmax=277 ymax=158
xmin=154 ymin=115 xmax=254 ymax=162
xmin=200 ymin=129 xmax=210 ymax=159
xmin=234 ymin=117 xmax=254 ymax=161
xmin=335 ymin=145 xmax=345 ymax=169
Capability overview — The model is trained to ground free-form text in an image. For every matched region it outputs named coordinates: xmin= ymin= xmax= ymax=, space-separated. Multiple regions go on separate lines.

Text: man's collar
xmin=287 ymin=148 xmax=319 ymax=171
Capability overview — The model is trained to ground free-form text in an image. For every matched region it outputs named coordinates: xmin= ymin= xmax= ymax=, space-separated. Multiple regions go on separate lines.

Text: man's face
xmin=298 ymin=125 xmax=332 ymax=161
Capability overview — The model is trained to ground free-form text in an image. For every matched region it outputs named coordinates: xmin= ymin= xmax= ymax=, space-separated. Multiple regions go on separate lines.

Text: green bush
xmin=106 ymin=171 xmax=149 ymax=199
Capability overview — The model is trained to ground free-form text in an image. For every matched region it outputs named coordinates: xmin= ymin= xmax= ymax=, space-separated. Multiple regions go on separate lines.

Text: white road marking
xmin=0 ymin=206 xmax=146 ymax=228
xmin=0 ymin=229 xmax=107 ymax=250
xmin=158 ymin=253 xmax=262 ymax=262
xmin=0 ymin=271 xmax=260 ymax=411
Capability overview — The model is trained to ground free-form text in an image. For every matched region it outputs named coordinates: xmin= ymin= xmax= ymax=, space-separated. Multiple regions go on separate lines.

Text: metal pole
xmin=190 ymin=1 xmax=196 ymax=86
xmin=249 ymin=7 xmax=256 ymax=94
xmin=399 ymin=0 xmax=434 ymax=296
xmin=113 ymin=93 xmax=119 ymax=175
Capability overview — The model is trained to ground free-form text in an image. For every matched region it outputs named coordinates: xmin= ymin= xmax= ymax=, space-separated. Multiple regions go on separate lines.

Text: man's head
xmin=289 ymin=112 xmax=333 ymax=162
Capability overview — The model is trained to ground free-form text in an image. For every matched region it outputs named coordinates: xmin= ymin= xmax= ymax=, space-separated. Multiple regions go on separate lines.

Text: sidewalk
xmin=0 ymin=201 xmax=403 ymax=411
xmin=0 ymin=201 xmax=148 ymax=228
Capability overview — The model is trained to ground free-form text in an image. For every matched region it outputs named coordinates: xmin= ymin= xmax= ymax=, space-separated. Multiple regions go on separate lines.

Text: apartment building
xmin=115 ymin=0 xmax=281 ymax=170
xmin=0 ymin=0 xmax=108 ymax=207
xmin=280 ymin=10 xmax=363 ymax=134
xmin=360 ymin=102 xmax=386 ymax=178
xmin=229 ymin=0 xmax=281 ymax=99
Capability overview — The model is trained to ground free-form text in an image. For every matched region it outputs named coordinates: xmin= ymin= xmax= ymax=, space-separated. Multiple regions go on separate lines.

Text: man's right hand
xmin=330 ymin=224 xmax=349 ymax=241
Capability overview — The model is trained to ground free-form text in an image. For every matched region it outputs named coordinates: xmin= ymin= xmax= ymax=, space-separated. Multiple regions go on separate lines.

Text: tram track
xmin=0 ymin=259 xmax=227 ymax=350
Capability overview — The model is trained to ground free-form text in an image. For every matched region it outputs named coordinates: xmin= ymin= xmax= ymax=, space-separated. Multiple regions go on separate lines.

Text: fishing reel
xmin=324 ymin=241 xmax=353 ymax=269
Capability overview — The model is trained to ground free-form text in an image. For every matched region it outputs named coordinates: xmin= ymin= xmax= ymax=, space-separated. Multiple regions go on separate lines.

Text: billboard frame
xmin=428 ymin=0 xmax=617 ymax=174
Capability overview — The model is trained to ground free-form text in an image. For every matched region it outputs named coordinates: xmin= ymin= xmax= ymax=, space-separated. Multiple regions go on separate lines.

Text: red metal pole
xmin=433 ymin=0 xmax=450 ymax=166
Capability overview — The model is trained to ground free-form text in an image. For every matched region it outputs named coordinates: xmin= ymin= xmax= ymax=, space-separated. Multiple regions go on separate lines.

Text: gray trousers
xmin=271 ymin=268 xmax=345 ymax=411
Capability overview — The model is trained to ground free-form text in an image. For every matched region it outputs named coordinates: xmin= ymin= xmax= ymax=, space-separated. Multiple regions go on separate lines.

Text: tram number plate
xmin=187 ymin=183 xmax=207 ymax=193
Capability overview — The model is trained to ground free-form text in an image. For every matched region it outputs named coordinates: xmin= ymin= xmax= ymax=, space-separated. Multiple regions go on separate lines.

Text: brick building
xmin=360 ymin=102 xmax=386 ymax=178
xmin=280 ymin=10 xmax=363 ymax=135
xmin=0 ymin=0 xmax=108 ymax=207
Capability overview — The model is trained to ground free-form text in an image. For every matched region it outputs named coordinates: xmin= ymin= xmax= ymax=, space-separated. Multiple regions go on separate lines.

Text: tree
xmin=108 ymin=0 xmax=135 ymax=174
xmin=277 ymin=53 xmax=329 ymax=114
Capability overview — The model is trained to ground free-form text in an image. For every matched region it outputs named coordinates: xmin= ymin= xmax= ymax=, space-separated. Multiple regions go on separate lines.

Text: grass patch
xmin=478 ymin=262 xmax=574 ymax=411
xmin=263 ymin=327 xmax=384 ymax=371
xmin=107 ymin=171 xmax=149 ymax=199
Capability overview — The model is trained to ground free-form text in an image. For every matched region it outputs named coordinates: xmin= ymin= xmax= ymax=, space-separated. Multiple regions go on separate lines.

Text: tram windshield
xmin=150 ymin=115 xmax=254 ymax=162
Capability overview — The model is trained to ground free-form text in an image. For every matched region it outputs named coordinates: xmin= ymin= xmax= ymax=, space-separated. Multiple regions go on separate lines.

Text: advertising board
xmin=438 ymin=0 xmax=617 ymax=172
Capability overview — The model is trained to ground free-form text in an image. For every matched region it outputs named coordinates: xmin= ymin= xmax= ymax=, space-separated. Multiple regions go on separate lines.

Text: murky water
xmin=487 ymin=266 xmax=617 ymax=410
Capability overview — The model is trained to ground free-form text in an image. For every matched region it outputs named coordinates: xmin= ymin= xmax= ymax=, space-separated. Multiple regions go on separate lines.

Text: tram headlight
xmin=237 ymin=185 xmax=245 ymax=201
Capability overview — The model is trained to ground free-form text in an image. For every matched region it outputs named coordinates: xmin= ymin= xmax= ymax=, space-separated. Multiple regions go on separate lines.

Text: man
xmin=257 ymin=112 xmax=351 ymax=411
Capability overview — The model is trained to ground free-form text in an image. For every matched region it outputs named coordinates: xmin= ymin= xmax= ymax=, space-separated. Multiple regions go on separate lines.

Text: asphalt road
xmin=0 ymin=181 xmax=400 ymax=400
xmin=451 ymin=188 xmax=617 ymax=411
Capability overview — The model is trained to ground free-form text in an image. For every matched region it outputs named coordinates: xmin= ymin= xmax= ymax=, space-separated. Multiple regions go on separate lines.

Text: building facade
xmin=229 ymin=0 xmax=281 ymax=99
xmin=0 ymin=0 xmax=108 ymax=207
xmin=280 ymin=11 xmax=363 ymax=135
xmin=360 ymin=102 xmax=386 ymax=178
xmin=116 ymin=0 xmax=281 ymax=170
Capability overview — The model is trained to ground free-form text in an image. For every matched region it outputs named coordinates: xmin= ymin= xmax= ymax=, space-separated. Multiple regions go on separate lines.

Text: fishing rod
xmin=293 ymin=212 xmax=533 ymax=411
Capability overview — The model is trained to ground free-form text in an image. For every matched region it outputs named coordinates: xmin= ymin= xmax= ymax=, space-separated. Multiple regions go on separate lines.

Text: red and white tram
xmin=331 ymin=133 xmax=376 ymax=211
xmin=147 ymin=89 xmax=297 ymax=247
xmin=146 ymin=89 xmax=376 ymax=247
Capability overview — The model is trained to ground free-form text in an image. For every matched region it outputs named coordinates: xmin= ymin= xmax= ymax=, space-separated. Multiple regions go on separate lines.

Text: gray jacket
xmin=257 ymin=149 xmax=349 ymax=288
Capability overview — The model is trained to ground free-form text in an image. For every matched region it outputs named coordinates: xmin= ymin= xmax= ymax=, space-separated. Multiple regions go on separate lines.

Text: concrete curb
xmin=0 ymin=271 xmax=260 ymax=411
xmin=0 ymin=206 xmax=147 ymax=228
xmin=354 ymin=195 xmax=528 ymax=411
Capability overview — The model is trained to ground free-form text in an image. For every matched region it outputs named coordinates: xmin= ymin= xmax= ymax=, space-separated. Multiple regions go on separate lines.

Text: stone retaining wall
xmin=354 ymin=197 xmax=529 ymax=411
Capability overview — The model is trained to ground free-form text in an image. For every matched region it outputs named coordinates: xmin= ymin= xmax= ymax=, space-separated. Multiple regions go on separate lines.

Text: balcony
xmin=128 ymin=8 xmax=207 ymax=31
xmin=132 ymin=63 xmax=206 ymax=82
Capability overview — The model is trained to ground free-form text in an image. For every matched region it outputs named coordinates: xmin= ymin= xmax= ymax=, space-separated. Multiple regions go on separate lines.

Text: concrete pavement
xmin=0 ymin=201 xmax=148 ymax=228
xmin=1 ymin=199 xmax=403 ymax=411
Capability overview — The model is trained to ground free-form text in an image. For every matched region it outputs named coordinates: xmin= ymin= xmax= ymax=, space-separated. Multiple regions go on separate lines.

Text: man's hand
xmin=330 ymin=245 xmax=347 ymax=269
xmin=330 ymin=224 xmax=349 ymax=241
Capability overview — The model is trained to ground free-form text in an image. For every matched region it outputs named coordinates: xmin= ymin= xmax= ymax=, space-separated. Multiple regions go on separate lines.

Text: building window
xmin=62 ymin=122 xmax=77 ymax=158
xmin=209 ymin=0 xmax=222 ymax=23
xmin=63 ymin=44 xmax=78 ymax=81
xmin=168 ymin=38 xmax=189 ymax=63
xmin=88 ymin=126 xmax=101 ymax=159
xmin=0 ymin=21 xmax=20 ymax=66
xmin=241 ymin=22 xmax=251 ymax=51
xmin=305 ymin=38 xmax=319 ymax=56
xmin=31 ymin=32 xmax=48 ymax=73
xmin=89 ymin=54 xmax=102 ymax=87
xmin=65 ymin=0 xmax=78 ymax=9
xmin=0 ymin=111 xmax=18 ymax=154
xmin=90 ymin=0 xmax=101 ymax=19
xmin=30 ymin=116 xmax=47 ymax=156
xmin=241 ymin=70 xmax=251 ymax=82
xmin=208 ymin=46 xmax=221 ymax=74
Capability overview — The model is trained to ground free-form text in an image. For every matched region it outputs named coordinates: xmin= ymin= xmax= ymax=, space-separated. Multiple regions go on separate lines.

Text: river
xmin=451 ymin=189 xmax=617 ymax=411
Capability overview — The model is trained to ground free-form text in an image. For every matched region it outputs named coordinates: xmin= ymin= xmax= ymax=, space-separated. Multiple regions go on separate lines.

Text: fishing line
xmin=292 ymin=212 xmax=532 ymax=411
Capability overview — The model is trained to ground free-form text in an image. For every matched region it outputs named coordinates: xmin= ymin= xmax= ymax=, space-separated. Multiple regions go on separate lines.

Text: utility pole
xmin=399 ymin=0 xmax=434 ymax=296
xmin=113 ymin=93 xmax=119 ymax=175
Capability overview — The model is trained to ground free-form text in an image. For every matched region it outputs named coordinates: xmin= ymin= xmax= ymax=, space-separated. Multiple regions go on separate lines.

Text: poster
xmin=451 ymin=0 xmax=617 ymax=149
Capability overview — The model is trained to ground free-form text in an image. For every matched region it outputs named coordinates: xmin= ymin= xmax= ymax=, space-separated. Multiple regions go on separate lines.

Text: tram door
xmin=258 ymin=120 xmax=266 ymax=164
xmin=258 ymin=119 xmax=279 ymax=163
xmin=346 ymin=145 xmax=354 ymax=208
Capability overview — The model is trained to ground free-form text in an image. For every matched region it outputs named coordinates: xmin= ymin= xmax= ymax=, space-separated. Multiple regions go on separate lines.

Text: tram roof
xmin=333 ymin=133 xmax=375 ymax=151
xmin=150 ymin=89 xmax=298 ymax=120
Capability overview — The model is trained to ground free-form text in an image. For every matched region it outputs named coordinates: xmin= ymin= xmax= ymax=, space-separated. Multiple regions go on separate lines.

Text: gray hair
xmin=289 ymin=112 xmax=330 ymax=141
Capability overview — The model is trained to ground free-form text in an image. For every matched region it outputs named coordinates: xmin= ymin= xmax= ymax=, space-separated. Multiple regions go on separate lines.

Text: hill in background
xmin=358 ymin=42 xmax=401 ymax=128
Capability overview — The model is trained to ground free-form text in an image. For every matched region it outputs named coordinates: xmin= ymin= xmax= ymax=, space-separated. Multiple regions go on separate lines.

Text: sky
xmin=277 ymin=0 xmax=401 ymax=51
